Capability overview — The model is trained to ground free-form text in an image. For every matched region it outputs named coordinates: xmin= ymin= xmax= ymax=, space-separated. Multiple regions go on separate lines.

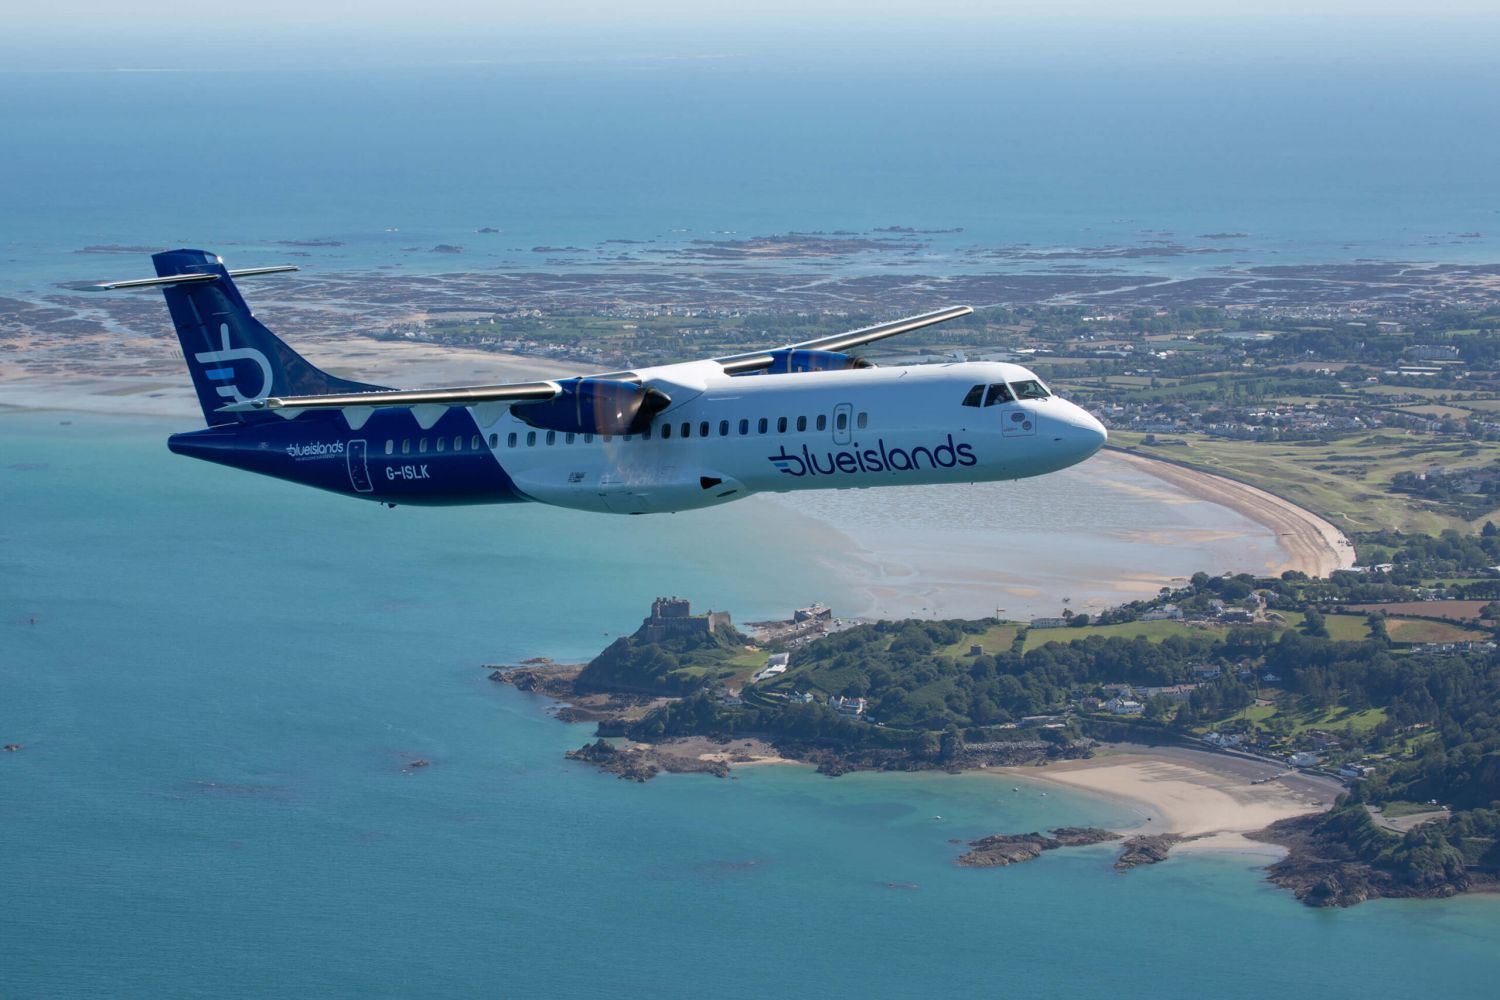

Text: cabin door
xmin=832 ymin=403 xmax=853 ymax=445
xmin=346 ymin=439 xmax=374 ymax=493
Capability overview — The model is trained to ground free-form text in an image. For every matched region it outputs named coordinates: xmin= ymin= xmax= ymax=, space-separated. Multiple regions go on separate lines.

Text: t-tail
xmin=150 ymin=249 xmax=387 ymax=426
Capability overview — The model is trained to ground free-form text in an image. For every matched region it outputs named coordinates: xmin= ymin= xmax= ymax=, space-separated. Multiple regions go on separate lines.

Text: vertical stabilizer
xmin=153 ymin=249 xmax=387 ymax=425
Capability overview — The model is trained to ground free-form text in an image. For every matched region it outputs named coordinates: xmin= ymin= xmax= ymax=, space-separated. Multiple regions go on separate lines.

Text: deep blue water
xmin=2 ymin=52 xmax=1499 ymax=293
xmin=4 ymin=413 xmax=1500 ymax=998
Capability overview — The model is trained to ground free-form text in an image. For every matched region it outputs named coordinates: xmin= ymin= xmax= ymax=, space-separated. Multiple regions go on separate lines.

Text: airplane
xmin=79 ymin=249 xmax=1107 ymax=514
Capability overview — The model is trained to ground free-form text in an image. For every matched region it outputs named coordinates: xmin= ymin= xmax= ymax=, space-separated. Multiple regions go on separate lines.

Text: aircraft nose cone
xmin=1056 ymin=402 xmax=1107 ymax=462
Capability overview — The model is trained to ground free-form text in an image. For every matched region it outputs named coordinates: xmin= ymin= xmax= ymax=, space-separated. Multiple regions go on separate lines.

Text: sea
xmin=5 ymin=37 xmax=1500 ymax=997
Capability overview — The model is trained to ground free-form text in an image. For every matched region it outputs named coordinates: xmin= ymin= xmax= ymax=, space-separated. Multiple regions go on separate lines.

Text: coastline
xmin=985 ymin=746 xmax=1343 ymax=856
xmin=1106 ymin=448 xmax=1356 ymax=579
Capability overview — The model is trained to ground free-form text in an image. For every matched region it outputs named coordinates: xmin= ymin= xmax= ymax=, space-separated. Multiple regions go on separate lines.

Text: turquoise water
xmin=4 ymin=412 xmax=1500 ymax=997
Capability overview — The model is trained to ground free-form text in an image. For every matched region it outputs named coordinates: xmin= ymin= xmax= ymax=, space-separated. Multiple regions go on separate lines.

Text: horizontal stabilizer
xmin=64 ymin=265 xmax=299 ymax=292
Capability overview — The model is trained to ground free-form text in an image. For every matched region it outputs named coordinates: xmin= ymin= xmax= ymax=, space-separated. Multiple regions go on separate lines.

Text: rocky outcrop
xmin=1249 ymin=814 xmax=1493 ymax=907
xmin=957 ymin=827 xmax=1120 ymax=868
xmin=564 ymin=739 xmax=731 ymax=783
xmin=1114 ymin=834 xmax=1184 ymax=870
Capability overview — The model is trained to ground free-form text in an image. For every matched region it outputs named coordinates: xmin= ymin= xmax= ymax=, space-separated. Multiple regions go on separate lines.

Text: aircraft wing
xmin=713 ymin=305 xmax=973 ymax=374
xmin=219 ymin=305 xmax=972 ymax=414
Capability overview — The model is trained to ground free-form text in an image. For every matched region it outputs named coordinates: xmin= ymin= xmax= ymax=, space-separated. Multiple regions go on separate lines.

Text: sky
xmin=3 ymin=1 xmax=1498 ymax=70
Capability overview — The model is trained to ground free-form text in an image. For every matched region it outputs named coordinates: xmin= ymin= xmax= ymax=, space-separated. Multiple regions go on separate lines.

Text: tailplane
xmin=151 ymin=249 xmax=387 ymax=425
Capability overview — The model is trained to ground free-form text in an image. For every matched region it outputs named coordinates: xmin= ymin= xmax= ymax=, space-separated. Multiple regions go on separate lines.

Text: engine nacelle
xmin=511 ymin=379 xmax=671 ymax=435
xmin=757 ymin=349 xmax=870 ymax=375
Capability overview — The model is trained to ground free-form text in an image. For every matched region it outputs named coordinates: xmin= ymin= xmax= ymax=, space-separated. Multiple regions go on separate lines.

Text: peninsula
xmin=493 ymin=561 xmax=1500 ymax=907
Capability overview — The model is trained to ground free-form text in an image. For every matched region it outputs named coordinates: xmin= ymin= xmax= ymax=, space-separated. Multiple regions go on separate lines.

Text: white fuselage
xmin=471 ymin=360 xmax=1107 ymax=514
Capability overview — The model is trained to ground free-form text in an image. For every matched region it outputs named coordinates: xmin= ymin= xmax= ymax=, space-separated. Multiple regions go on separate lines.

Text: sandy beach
xmin=1107 ymin=449 xmax=1356 ymax=579
xmin=996 ymin=746 xmax=1344 ymax=854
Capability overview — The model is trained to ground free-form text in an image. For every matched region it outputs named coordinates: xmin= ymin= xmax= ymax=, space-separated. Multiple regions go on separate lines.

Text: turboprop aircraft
xmin=80 ymin=249 xmax=1107 ymax=513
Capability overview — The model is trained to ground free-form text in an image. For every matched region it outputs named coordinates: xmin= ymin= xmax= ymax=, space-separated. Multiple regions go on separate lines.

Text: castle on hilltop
xmin=635 ymin=596 xmax=732 ymax=643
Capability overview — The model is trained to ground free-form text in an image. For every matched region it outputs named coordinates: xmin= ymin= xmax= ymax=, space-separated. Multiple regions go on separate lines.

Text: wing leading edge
xmin=220 ymin=304 xmax=974 ymax=414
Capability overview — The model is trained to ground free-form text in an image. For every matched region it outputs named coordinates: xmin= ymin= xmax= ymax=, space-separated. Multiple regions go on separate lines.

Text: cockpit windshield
xmin=1009 ymin=380 xmax=1050 ymax=400
xmin=984 ymin=383 xmax=1014 ymax=406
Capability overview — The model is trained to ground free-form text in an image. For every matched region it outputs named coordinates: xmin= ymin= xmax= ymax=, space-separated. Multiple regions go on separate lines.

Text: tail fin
xmin=153 ymin=249 xmax=387 ymax=425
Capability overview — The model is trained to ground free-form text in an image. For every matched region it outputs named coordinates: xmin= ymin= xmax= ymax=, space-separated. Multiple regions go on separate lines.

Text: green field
xmin=1380 ymin=800 xmax=1448 ymax=819
xmin=1111 ymin=430 xmax=1500 ymax=533
xmin=939 ymin=623 xmax=1021 ymax=658
xmin=1022 ymin=618 xmax=1215 ymax=652
xmin=1216 ymin=702 xmax=1387 ymax=736
xmin=1385 ymin=618 xmax=1492 ymax=644
xmin=1277 ymin=610 xmax=1372 ymax=642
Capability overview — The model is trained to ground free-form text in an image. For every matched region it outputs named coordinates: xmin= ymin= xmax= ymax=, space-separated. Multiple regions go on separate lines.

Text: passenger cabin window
xmin=816 ymin=414 xmax=827 ymax=431
xmin=435 ymin=437 xmax=445 ymax=452
xmin=507 ymin=433 xmax=517 ymax=448
xmin=984 ymin=383 xmax=1014 ymax=407
xmin=584 ymin=434 xmax=594 ymax=444
xmin=857 ymin=412 xmax=868 ymax=429
xmin=402 ymin=439 xmax=410 ymax=454
xmin=418 ymin=438 xmax=428 ymax=454
xmin=699 ymin=421 xmax=709 ymax=438
xmin=566 ymin=432 xmax=576 ymax=444
xmin=453 ymin=435 xmax=462 ymax=452
xmin=546 ymin=431 xmax=556 ymax=445
xmin=681 ymin=422 xmax=691 ymax=438
xmin=739 ymin=419 xmax=749 ymax=435
xmin=757 ymin=418 xmax=768 ymax=434
xmin=526 ymin=432 xmax=537 ymax=447
xmin=796 ymin=416 xmax=807 ymax=432
xmin=962 ymin=384 xmax=984 ymax=407
xmin=719 ymin=420 xmax=729 ymax=436
xmin=385 ymin=440 xmax=394 ymax=455
xmin=488 ymin=434 xmax=498 ymax=448
xmin=1011 ymin=380 xmax=1050 ymax=400
xmin=662 ymin=424 xmax=672 ymax=439
xmin=835 ymin=412 xmax=848 ymax=431
xmin=472 ymin=435 xmax=481 ymax=451
xmin=777 ymin=416 xmax=788 ymax=433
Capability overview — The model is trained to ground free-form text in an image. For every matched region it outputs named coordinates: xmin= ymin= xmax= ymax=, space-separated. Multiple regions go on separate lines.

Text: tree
xmin=1301 ymin=608 xmax=1329 ymax=638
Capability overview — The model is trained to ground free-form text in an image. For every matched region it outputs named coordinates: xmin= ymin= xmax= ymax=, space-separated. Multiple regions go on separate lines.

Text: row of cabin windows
xmin=960 ymin=380 xmax=1051 ymax=408
xmin=385 ymin=435 xmax=484 ymax=456
xmin=384 ymin=411 xmax=871 ymax=455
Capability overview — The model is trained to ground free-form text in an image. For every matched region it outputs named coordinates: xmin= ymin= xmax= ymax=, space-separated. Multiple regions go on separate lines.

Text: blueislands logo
xmin=194 ymin=322 xmax=273 ymax=405
xmin=769 ymin=435 xmax=977 ymax=478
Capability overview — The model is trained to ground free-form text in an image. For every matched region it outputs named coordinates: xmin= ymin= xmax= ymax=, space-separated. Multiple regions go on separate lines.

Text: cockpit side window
xmin=984 ymin=383 xmax=1014 ymax=406
xmin=1010 ymin=380 xmax=1050 ymax=400
xmin=962 ymin=384 xmax=984 ymax=407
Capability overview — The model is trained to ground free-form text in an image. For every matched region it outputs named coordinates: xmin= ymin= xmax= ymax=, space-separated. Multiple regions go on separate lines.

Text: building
xmin=1139 ymin=684 xmax=1198 ymax=703
xmin=1030 ymin=617 xmax=1069 ymax=629
xmin=793 ymin=604 xmax=833 ymax=624
xmin=831 ymin=696 xmax=867 ymax=716
xmin=1139 ymin=604 xmax=1182 ymax=621
xmin=635 ymin=596 xmax=733 ymax=643
xmin=752 ymin=653 xmax=790 ymax=683
xmin=1105 ymin=697 xmax=1144 ymax=716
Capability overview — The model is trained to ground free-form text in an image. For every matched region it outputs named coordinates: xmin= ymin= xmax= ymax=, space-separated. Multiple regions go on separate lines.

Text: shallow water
xmin=3 ymin=412 xmax=1500 ymax=998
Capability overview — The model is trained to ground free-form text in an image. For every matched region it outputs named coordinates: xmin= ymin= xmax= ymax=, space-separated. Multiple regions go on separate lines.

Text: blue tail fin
xmin=153 ymin=249 xmax=387 ymax=426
